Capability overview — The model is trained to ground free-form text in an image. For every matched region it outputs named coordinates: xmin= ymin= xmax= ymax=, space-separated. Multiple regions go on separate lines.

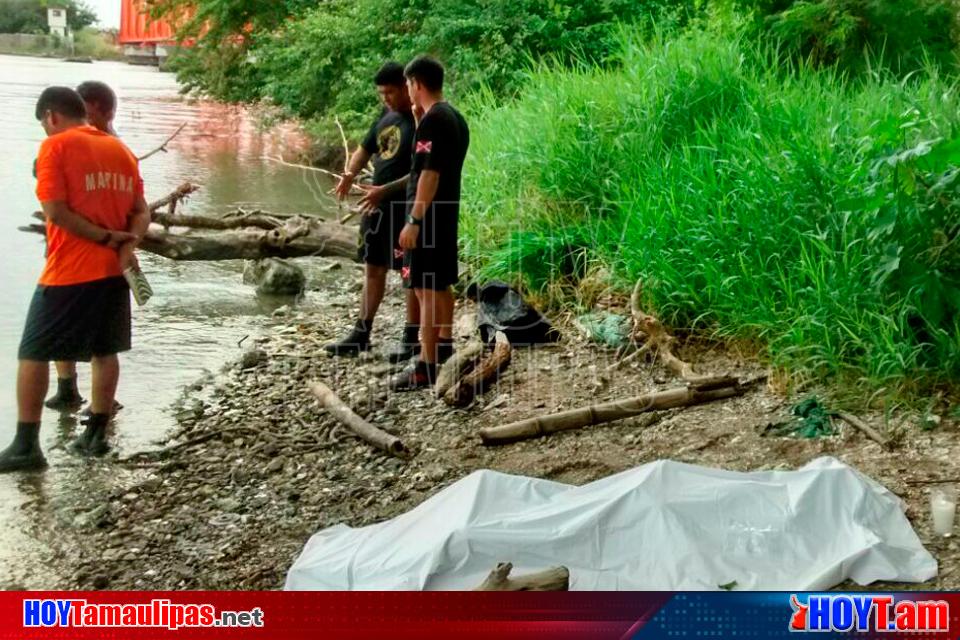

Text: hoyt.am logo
xmin=790 ymin=594 xmax=950 ymax=633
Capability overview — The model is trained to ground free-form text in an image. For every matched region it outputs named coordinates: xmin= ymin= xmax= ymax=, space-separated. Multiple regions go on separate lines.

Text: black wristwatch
xmin=97 ymin=230 xmax=112 ymax=245
xmin=406 ymin=214 xmax=422 ymax=226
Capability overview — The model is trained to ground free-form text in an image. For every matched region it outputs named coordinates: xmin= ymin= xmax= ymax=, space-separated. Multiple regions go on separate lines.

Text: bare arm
xmin=398 ymin=169 xmax=440 ymax=249
xmin=118 ymin=194 xmax=150 ymax=270
xmin=380 ymin=173 xmax=409 ymax=200
xmin=334 ymin=148 xmax=372 ymax=199
xmin=357 ymin=173 xmax=409 ymax=215
xmin=409 ymin=169 xmax=440 ymax=221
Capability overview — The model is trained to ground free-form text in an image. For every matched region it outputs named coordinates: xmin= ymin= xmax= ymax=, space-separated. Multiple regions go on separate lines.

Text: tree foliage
xmin=0 ymin=0 xmax=98 ymax=34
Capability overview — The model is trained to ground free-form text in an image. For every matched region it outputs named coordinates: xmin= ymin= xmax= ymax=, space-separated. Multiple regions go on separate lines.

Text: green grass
xmin=461 ymin=27 xmax=960 ymax=395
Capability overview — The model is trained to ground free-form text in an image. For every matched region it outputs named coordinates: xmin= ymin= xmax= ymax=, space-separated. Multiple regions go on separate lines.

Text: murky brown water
xmin=0 ymin=55 xmax=338 ymax=587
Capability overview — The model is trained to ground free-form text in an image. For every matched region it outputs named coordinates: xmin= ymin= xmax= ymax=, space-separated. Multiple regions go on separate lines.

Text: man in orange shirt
xmin=0 ymin=87 xmax=150 ymax=473
xmin=44 ymin=81 xmax=121 ymax=412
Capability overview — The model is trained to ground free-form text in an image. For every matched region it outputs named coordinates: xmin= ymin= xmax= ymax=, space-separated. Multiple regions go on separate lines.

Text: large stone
xmin=243 ymin=258 xmax=306 ymax=296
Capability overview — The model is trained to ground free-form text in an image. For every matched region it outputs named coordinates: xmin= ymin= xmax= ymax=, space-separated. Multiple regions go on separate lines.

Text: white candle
xmin=931 ymin=493 xmax=956 ymax=537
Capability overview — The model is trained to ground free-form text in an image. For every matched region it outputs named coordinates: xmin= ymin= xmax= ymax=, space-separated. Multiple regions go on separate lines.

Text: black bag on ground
xmin=466 ymin=281 xmax=560 ymax=346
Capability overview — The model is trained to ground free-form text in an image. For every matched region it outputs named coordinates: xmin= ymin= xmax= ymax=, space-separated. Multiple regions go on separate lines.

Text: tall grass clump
xmin=462 ymin=28 xmax=960 ymax=392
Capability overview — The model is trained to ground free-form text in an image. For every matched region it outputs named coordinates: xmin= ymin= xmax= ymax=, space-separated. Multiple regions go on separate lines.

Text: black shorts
xmin=358 ymin=204 xmax=405 ymax=270
xmin=18 ymin=276 xmax=131 ymax=362
xmin=402 ymin=212 xmax=459 ymax=291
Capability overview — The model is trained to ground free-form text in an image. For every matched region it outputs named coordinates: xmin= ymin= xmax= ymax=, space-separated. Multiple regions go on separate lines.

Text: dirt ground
xmin=17 ymin=267 xmax=960 ymax=590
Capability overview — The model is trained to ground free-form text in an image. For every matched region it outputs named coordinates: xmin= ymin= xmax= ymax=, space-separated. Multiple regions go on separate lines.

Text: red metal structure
xmin=119 ymin=0 xmax=177 ymax=45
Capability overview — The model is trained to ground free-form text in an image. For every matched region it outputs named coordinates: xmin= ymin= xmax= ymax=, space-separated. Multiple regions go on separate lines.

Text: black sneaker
xmin=70 ymin=416 xmax=111 ymax=457
xmin=324 ymin=322 xmax=371 ymax=357
xmin=388 ymin=360 xmax=436 ymax=391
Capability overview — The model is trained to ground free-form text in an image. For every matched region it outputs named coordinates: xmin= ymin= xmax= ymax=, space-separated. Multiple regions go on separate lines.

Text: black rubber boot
xmin=324 ymin=320 xmax=372 ymax=357
xmin=437 ymin=338 xmax=455 ymax=365
xmin=388 ymin=360 xmax=436 ymax=392
xmin=0 ymin=423 xmax=47 ymax=473
xmin=44 ymin=377 xmax=84 ymax=411
xmin=80 ymin=400 xmax=123 ymax=418
xmin=387 ymin=324 xmax=421 ymax=363
xmin=70 ymin=413 xmax=111 ymax=457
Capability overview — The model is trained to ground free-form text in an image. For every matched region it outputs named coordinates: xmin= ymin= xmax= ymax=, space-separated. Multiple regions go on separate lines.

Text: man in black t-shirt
xmin=390 ymin=56 xmax=470 ymax=391
xmin=326 ymin=62 xmax=421 ymax=360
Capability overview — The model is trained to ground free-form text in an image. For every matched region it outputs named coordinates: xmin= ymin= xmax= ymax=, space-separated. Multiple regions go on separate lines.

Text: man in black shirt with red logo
xmin=391 ymin=56 xmax=470 ymax=390
xmin=327 ymin=62 xmax=420 ymax=361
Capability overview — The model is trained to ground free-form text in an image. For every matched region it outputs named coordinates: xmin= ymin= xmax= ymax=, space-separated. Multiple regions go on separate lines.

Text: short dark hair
xmin=35 ymin=86 xmax=86 ymax=121
xmin=76 ymin=81 xmax=117 ymax=113
xmin=404 ymin=55 xmax=444 ymax=92
xmin=374 ymin=61 xmax=405 ymax=87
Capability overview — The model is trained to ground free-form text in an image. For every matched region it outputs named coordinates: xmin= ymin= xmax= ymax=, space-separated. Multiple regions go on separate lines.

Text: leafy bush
xmin=461 ymin=28 xmax=960 ymax=388
xmin=166 ymin=0 xmax=691 ymax=132
xmin=739 ymin=0 xmax=960 ymax=73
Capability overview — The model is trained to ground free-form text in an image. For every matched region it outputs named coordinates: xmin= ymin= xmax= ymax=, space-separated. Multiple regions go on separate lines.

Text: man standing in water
xmin=43 ymin=81 xmax=120 ymax=411
xmin=325 ymin=62 xmax=422 ymax=361
xmin=0 ymin=87 xmax=149 ymax=472
xmin=391 ymin=56 xmax=470 ymax=390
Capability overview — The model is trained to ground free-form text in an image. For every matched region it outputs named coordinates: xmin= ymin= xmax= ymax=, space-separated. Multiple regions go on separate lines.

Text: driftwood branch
xmin=473 ymin=563 xmax=570 ymax=591
xmin=334 ymin=115 xmax=350 ymax=174
xmin=149 ymin=182 xmax=199 ymax=214
xmin=835 ymin=411 xmax=890 ymax=448
xmin=444 ymin=332 xmax=512 ymax=407
xmin=310 ymin=381 xmax=408 ymax=458
xmin=607 ymin=280 xmax=714 ymax=382
xmin=138 ymin=122 xmax=187 ymax=162
xmin=434 ymin=341 xmax=484 ymax=398
xmin=479 ymin=376 xmax=754 ymax=445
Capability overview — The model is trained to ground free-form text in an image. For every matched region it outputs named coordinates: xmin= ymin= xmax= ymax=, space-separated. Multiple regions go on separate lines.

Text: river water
xmin=0 ymin=55 xmax=337 ymax=586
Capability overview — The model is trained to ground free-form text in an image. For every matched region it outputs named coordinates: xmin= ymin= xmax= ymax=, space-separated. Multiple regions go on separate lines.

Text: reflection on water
xmin=0 ymin=55 xmax=337 ymax=587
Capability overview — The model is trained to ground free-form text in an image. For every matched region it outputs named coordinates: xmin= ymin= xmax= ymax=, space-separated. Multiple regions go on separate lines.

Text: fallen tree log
xmin=479 ymin=376 xmax=753 ymax=445
xmin=444 ymin=332 xmax=512 ymax=407
xmin=22 ymin=218 xmax=358 ymax=261
xmin=473 ymin=563 xmax=570 ymax=591
xmin=153 ymin=210 xmax=289 ymax=232
xmin=310 ymin=381 xmax=409 ymax=458
xmin=22 ymin=182 xmax=361 ymax=262
xmin=434 ymin=340 xmax=484 ymax=399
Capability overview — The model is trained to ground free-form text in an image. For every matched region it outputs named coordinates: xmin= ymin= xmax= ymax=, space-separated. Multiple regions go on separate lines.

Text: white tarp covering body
xmin=285 ymin=457 xmax=936 ymax=590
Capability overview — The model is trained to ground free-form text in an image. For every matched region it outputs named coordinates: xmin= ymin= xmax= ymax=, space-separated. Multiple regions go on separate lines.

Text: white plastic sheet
xmin=285 ymin=456 xmax=936 ymax=590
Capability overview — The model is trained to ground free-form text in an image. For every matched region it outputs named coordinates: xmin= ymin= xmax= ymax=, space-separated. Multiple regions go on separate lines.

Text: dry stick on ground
xmin=834 ymin=410 xmax=890 ymax=449
xmin=310 ymin=381 xmax=409 ymax=458
xmin=479 ymin=376 xmax=758 ymax=445
xmin=473 ymin=563 xmax=570 ymax=591
xmin=138 ymin=122 xmax=188 ymax=162
xmin=444 ymin=332 xmax=512 ymax=408
xmin=434 ymin=340 xmax=484 ymax=398
xmin=607 ymin=280 xmax=714 ymax=382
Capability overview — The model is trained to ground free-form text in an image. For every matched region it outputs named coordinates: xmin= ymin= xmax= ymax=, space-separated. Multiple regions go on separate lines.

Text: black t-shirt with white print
xmin=405 ymin=101 xmax=469 ymax=243
xmin=361 ymin=108 xmax=415 ymax=216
